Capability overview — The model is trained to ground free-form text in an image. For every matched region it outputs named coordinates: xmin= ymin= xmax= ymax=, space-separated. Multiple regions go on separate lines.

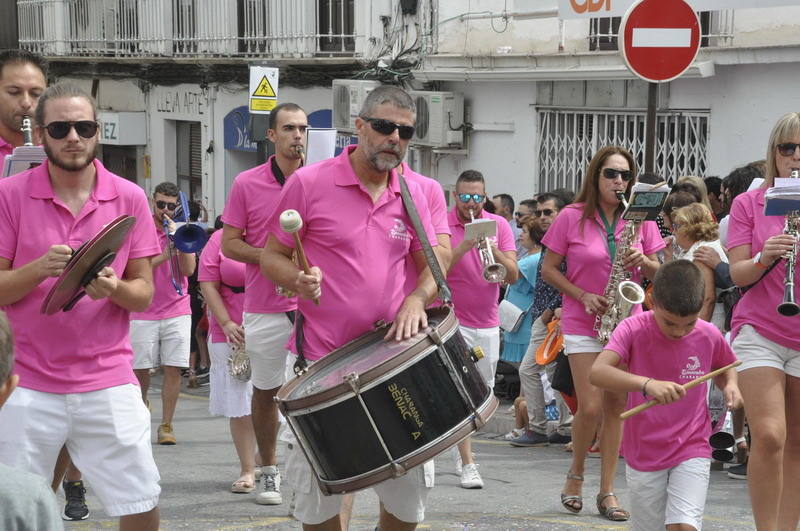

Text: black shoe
xmin=548 ymin=432 xmax=572 ymax=444
xmin=509 ymin=430 xmax=550 ymax=447
xmin=195 ymin=366 xmax=210 ymax=378
xmin=727 ymin=462 xmax=747 ymax=480
xmin=196 ymin=373 xmax=210 ymax=386
xmin=62 ymin=480 xmax=90 ymax=521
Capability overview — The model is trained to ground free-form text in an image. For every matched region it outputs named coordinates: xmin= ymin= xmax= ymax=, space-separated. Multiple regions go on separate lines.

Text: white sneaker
xmin=460 ymin=463 xmax=484 ymax=489
xmin=451 ymin=446 xmax=462 ymax=475
xmin=256 ymin=465 xmax=282 ymax=505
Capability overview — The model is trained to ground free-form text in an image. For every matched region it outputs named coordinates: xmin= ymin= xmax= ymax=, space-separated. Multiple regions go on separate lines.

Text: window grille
xmin=588 ymin=11 xmax=733 ymax=51
xmin=536 ymin=108 xmax=709 ymax=193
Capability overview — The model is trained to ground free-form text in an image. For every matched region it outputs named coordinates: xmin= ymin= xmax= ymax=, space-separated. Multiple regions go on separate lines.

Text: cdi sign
xmin=559 ymin=0 xmax=800 ymax=18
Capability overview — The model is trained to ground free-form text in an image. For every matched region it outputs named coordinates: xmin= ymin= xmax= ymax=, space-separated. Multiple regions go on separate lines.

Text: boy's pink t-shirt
xmin=0 ymin=137 xmax=12 ymax=159
xmin=221 ymin=156 xmax=296 ymax=315
xmin=0 ymin=160 xmax=161 ymax=393
xmin=446 ymin=208 xmax=517 ymax=328
xmin=541 ymin=204 xmax=665 ymax=337
xmin=198 ymin=230 xmax=245 ymax=344
xmin=605 ymin=311 xmax=737 ymax=471
xmin=130 ymin=228 xmax=190 ymax=320
xmin=267 ymin=146 xmax=438 ymax=360
xmin=727 ymin=188 xmax=800 ymax=350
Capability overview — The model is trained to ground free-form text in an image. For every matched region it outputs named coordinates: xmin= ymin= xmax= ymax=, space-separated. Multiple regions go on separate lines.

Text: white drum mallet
xmin=279 ymin=209 xmax=319 ymax=305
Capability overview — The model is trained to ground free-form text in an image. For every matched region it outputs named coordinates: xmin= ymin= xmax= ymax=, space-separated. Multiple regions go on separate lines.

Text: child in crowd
xmin=591 ymin=260 xmax=742 ymax=531
xmin=0 ymin=311 xmax=62 ymax=530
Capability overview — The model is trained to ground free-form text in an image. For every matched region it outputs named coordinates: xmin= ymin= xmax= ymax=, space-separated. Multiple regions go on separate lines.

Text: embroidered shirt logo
xmin=680 ymin=355 xmax=704 ymax=381
xmin=389 ymin=218 xmax=411 ymax=241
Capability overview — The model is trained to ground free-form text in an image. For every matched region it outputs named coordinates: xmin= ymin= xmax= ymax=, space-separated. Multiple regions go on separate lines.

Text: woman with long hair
xmin=541 ymin=146 xmax=664 ymax=521
xmin=727 ymin=112 xmax=800 ymax=530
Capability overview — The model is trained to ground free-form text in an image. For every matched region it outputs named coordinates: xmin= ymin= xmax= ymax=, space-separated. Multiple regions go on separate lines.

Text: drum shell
xmin=276 ymin=307 xmax=498 ymax=494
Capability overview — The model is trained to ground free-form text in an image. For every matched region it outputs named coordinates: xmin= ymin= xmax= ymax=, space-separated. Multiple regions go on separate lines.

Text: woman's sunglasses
xmin=777 ymin=142 xmax=800 ymax=157
xmin=44 ymin=121 xmax=99 ymax=140
xmin=361 ymin=117 xmax=415 ymax=140
xmin=602 ymin=168 xmax=633 ymax=182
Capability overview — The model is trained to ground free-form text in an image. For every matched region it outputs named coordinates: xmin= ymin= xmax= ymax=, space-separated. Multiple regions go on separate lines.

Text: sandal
xmin=560 ymin=472 xmax=584 ymax=514
xmin=596 ymin=492 xmax=630 ymax=521
xmin=231 ymin=478 xmax=255 ymax=493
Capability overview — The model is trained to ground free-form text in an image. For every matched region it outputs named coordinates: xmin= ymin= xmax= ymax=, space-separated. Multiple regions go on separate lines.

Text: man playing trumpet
xmin=446 ymin=170 xmax=518 ymax=489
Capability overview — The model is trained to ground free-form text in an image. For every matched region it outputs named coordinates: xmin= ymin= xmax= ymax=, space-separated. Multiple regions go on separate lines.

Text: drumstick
xmin=279 ymin=209 xmax=319 ymax=305
xmin=620 ymin=360 xmax=742 ymax=420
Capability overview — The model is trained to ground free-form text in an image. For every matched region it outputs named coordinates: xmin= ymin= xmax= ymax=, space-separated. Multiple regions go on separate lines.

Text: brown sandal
xmin=596 ymin=492 xmax=630 ymax=521
xmin=560 ymin=473 xmax=584 ymax=514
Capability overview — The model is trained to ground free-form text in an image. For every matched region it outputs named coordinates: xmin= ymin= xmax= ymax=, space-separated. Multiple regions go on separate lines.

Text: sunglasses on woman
xmin=777 ymin=142 xmax=800 ymax=157
xmin=44 ymin=121 xmax=99 ymax=140
xmin=361 ymin=117 xmax=415 ymax=140
xmin=602 ymin=168 xmax=633 ymax=182
xmin=155 ymin=201 xmax=178 ymax=211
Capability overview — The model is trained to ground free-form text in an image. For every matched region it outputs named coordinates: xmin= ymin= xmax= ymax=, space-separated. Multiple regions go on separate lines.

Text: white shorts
xmin=209 ymin=341 xmax=253 ymax=418
xmin=131 ymin=315 xmax=192 ymax=369
xmin=243 ymin=312 xmax=293 ymax=391
xmin=286 ymin=435 xmax=434 ymax=525
xmin=626 ymin=457 xmax=711 ymax=531
xmin=732 ymin=325 xmax=800 ymax=378
xmin=459 ymin=325 xmax=500 ymax=389
xmin=0 ymin=384 xmax=161 ymax=517
xmin=563 ymin=334 xmax=603 ymax=355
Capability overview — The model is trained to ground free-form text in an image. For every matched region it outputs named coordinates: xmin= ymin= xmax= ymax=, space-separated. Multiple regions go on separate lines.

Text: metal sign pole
xmin=644 ymin=82 xmax=658 ymax=173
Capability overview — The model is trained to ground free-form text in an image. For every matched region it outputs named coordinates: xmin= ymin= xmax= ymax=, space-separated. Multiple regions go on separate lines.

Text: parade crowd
xmin=0 ymin=48 xmax=798 ymax=531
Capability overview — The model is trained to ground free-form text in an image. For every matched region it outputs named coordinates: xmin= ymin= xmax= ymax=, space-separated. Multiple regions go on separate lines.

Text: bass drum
xmin=276 ymin=306 xmax=498 ymax=495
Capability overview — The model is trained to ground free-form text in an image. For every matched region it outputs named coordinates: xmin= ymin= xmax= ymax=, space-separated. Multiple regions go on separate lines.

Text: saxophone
xmin=777 ymin=169 xmax=800 ymax=316
xmin=594 ymin=192 xmax=646 ymax=344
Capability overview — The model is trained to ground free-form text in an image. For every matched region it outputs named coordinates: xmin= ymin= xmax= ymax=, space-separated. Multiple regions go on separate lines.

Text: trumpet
xmin=21 ymin=116 xmax=33 ymax=146
xmin=469 ymin=209 xmax=507 ymax=283
xmin=777 ymin=169 xmax=799 ymax=316
xmin=162 ymin=217 xmax=184 ymax=295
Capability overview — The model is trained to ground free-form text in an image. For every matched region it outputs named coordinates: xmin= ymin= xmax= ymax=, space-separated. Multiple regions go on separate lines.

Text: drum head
xmin=286 ymin=311 xmax=451 ymax=401
xmin=40 ymin=215 xmax=136 ymax=315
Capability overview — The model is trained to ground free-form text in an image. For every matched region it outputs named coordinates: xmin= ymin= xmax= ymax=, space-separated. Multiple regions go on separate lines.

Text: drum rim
xmin=276 ymin=306 xmax=457 ymax=412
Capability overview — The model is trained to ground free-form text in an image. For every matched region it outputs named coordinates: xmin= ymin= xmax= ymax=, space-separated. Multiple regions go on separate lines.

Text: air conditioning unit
xmin=409 ymin=91 xmax=464 ymax=148
xmin=332 ymin=79 xmax=380 ymax=133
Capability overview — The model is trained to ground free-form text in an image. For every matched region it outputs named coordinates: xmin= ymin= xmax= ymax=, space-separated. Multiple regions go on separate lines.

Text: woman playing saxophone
xmin=541 ymin=146 xmax=664 ymax=521
xmin=727 ymin=112 xmax=800 ymax=531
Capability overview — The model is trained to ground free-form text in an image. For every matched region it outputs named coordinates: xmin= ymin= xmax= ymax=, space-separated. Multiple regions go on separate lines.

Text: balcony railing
xmin=18 ymin=0 xmax=358 ymax=58
xmin=588 ymin=10 xmax=735 ymax=51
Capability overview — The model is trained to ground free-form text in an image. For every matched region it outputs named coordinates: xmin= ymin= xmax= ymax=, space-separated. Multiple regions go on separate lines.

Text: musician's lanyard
xmin=271 ymin=157 xmax=286 ymax=186
xmin=598 ymin=210 xmax=619 ymax=264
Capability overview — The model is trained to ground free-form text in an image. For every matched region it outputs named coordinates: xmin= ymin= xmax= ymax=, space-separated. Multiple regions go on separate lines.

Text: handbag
xmin=550 ymin=350 xmax=574 ymax=396
xmin=227 ymin=341 xmax=251 ymax=382
xmin=499 ymin=299 xmax=527 ymax=332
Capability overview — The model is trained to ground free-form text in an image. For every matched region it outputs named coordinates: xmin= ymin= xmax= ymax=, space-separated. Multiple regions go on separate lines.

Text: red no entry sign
xmin=619 ymin=0 xmax=701 ymax=83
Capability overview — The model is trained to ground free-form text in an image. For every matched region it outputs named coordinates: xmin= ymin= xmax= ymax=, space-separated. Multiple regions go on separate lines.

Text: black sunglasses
xmin=602 ymin=167 xmax=633 ymax=182
xmin=777 ymin=142 xmax=800 ymax=157
xmin=155 ymin=200 xmax=178 ymax=211
xmin=44 ymin=120 xmax=99 ymax=140
xmin=361 ymin=117 xmax=415 ymax=140
xmin=534 ymin=208 xmax=556 ymax=217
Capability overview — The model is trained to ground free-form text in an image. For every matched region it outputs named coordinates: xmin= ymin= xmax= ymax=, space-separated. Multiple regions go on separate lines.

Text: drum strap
xmin=398 ymin=174 xmax=453 ymax=305
xmin=293 ymin=311 xmax=307 ymax=374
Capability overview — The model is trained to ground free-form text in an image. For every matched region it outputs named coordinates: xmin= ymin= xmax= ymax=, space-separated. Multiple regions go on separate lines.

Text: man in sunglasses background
xmin=130 ymin=181 xmax=196 ymax=446
xmin=0 ymin=83 xmax=162 ymax=529
xmin=446 ymin=170 xmax=519 ymax=489
xmin=515 ymin=199 xmax=537 ymax=259
xmin=262 ymin=84 xmax=440 ymax=530
xmin=0 ymin=49 xmax=47 ymax=161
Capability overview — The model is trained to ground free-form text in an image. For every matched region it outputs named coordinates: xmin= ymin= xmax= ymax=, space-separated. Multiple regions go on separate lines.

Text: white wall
xmin=435 ymin=81 xmax=539 ymax=204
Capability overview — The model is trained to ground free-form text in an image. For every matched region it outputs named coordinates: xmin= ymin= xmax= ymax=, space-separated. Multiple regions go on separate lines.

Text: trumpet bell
xmin=483 ymin=263 xmax=507 ymax=283
xmin=173 ymin=223 xmax=208 ymax=253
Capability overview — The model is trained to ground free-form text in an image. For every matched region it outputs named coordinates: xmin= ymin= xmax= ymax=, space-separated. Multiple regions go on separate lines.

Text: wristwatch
xmin=753 ymin=252 xmax=769 ymax=270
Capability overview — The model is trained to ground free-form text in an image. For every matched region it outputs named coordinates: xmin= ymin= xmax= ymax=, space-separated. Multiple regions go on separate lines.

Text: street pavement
xmin=63 ymin=374 xmax=757 ymax=530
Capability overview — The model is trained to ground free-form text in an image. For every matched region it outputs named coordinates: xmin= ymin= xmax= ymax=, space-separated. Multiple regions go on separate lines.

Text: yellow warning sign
xmin=252 ymin=76 xmax=276 ymax=98
xmin=250 ymin=99 xmax=277 ymax=112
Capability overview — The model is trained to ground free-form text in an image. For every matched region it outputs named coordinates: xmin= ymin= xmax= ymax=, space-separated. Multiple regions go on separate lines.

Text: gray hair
xmin=0 ymin=311 xmax=14 ymax=385
xmin=359 ymin=85 xmax=415 ymax=118
xmin=34 ymin=82 xmax=97 ymax=128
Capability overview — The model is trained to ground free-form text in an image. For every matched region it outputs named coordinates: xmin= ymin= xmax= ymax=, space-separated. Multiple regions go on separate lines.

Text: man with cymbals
xmin=0 ymin=83 xmax=161 ymax=530
xmin=221 ymin=102 xmax=308 ymax=505
xmin=262 ymin=84 xmax=439 ymax=530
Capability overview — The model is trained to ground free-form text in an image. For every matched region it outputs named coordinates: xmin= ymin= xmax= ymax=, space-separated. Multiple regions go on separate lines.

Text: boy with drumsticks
xmin=591 ymin=259 xmax=742 ymax=531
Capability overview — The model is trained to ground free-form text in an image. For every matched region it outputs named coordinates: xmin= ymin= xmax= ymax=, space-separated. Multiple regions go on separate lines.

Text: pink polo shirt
xmin=446 ymin=208 xmax=516 ymax=328
xmin=541 ymin=204 xmax=665 ymax=337
xmin=728 ymin=188 xmax=800 ymax=350
xmin=606 ymin=312 xmax=737 ymax=471
xmin=0 ymin=136 xmax=12 ymax=160
xmin=198 ymin=230 xmax=245 ymax=344
xmin=222 ymin=155 xmax=296 ymax=314
xmin=129 ymin=228 xmax=190 ymax=320
xmin=0 ymin=159 xmax=161 ymax=393
xmin=401 ymin=163 xmax=451 ymax=296
xmin=267 ymin=146 xmax=438 ymax=360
